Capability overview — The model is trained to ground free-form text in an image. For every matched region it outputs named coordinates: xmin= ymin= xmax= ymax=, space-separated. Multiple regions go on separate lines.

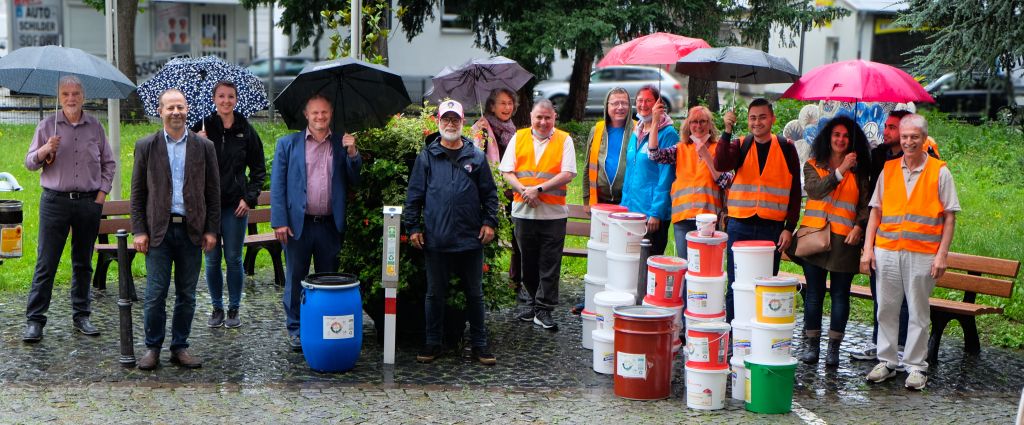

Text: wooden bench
xmin=780 ymin=252 xmax=1020 ymax=364
xmin=92 ymin=191 xmax=285 ymax=290
xmin=563 ymin=204 xmax=590 ymax=257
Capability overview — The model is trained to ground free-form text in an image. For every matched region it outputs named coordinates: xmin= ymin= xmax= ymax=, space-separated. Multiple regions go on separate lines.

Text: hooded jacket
xmin=582 ymin=90 xmax=635 ymax=205
xmin=192 ymin=111 xmax=267 ymax=209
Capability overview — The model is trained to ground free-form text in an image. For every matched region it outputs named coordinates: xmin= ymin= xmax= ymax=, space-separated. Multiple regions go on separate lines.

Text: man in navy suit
xmin=270 ymin=94 xmax=362 ymax=351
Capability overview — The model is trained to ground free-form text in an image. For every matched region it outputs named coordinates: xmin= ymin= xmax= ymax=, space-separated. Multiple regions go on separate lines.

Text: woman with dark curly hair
xmin=791 ymin=115 xmax=871 ymax=366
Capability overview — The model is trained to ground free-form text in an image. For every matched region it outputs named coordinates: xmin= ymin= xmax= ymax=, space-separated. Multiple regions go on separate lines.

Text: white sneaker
xmin=905 ymin=370 xmax=928 ymax=390
xmin=866 ymin=362 xmax=898 ymax=383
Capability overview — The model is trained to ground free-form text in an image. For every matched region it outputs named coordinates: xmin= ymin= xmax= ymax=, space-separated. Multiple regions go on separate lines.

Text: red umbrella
xmin=597 ymin=32 xmax=711 ymax=67
xmin=781 ymin=59 xmax=934 ymax=103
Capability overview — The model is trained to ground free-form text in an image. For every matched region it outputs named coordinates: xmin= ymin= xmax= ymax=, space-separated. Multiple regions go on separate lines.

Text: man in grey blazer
xmin=131 ymin=89 xmax=220 ymax=370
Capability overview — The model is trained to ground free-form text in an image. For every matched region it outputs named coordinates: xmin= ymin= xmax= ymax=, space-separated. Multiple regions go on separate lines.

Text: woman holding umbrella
xmin=193 ymin=80 xmax=267 ymax=329
xmin=470 ymin=88 xmax=519 ymax=164
xmin=789 ymin=115 xmax=871 ymax=366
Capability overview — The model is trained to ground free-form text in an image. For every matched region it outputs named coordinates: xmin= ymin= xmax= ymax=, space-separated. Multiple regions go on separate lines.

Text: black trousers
xmin=513 ymin=218 xmax=567 ymax=312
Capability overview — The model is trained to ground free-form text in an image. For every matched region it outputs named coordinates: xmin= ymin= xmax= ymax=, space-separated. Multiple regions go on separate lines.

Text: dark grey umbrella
xmin=426 ymin=56 xmax=534 ymax=108
xmin=0 ymin=45 xmax=136 ymax=99
xmin=274 ymin=57 xmax=411 ymax=135
xmin=674 ymin=46 xmax=800 ymax=84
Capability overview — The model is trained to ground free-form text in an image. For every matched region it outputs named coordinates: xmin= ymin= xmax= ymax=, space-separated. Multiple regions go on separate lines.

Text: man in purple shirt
xmin=270 ymin=94 xmax=362 ymax=351
xmin=22 ymin=75 xmax=115 ymax=342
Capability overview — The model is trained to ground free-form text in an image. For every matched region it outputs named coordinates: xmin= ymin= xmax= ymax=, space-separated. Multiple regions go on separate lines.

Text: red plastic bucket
xmin=685 ymin=321 xmax=731 ymax=370
xmin=644 ymin=255 xmax=687 ymax=307
xmin=613 ymin=305 xmax=676 ymax=400
xmin=685 ymin=231 xmax=727 ymax=277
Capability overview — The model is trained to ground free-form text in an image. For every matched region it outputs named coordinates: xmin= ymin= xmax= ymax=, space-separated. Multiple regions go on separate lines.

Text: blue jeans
xmin=802 ymin=263 xmax=853 ymax=334
xmin=725 ymin=217 xmax=784 ymax=323
xmin=205 ymin=207 xmax=248 ymax=310
xmin=673 ymin=220 xmax=698 ymax=259
xmin=424 ymin=248 xmax=488 ymax=348
xmin=143 ymin=223 xmax=202 ymax=350
xmin=282 ymin=218 xmax=341 ymax=337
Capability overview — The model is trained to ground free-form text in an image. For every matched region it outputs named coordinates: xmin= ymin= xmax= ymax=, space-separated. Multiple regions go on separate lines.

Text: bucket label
xmin=761 ymin=291 xmax=795 ymax=318
xmin=735 ymin=339 xmax=751 ymax=357
xmin=687 ymin=388 xmax=713 ymax=407
xmin=745 ymin=368 xmax=752 ymax=403
xmin=646 ymin=272 xmax=656 ymax=296
xmin=686 ymin=336 xmax=710 ymax=362
xmin=602 ymin=351 xmax=614 ymax=363
xmin=616 ymin=352 xmax=647 ymax=379
xmin=771 ymin=337 xmax=793 ymax=355
xmin=687 ymin=290 xmax=709 ymax=308
xmin=322 ymin=315 xmax=355 ymax=340
xmin=687 ymin=248 xmax=700 ymax=272
xmin=1 ymin=225 xmax=23 ymax=257
xmin=664 ymin=275 xmax=675 ymax=298
xmin=600 ymin=229 xmax=609 ymax=243
xmin=625 ymin=241 xmax=640 ymax=254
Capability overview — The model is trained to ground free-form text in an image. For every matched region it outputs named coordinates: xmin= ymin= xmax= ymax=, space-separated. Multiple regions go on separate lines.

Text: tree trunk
xmin=560 ymin=48 xmax=594 ymax=123
xmin=513 ymin=83 xmax=533 ymax=128
xmin=687 ymin=76 xmax=720 ymax=112
xmin=117 ymin=0 xmax=144 ymax=122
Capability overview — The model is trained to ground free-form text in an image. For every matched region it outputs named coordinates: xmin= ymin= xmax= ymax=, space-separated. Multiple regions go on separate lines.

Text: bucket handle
xmin=609 ymin=217 xmax=647 ymax=232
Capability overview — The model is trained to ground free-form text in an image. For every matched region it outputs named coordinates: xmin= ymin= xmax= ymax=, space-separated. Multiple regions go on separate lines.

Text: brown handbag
xmin=794 ymin=221 xmax=832 ymax=257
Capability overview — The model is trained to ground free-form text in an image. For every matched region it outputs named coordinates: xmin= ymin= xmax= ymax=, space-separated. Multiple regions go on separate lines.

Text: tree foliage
xmin=897 ymin=0 xmax=1024 ymax=79
xmin=240 ymin=0 xmax=347 ymax=58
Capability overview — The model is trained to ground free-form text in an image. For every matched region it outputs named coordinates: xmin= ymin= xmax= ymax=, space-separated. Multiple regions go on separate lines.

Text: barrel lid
xmin=685 ymin=230 xmax=727 ymax=243
xmin=301 ymin=272 xmax=360 ymax=289
xmin=753 ymin=276 xmax=799 ymax=287
xmin=592 ymin=329 xmax=614 ymax=342
xmin=613 ymin=305 xmax=675 ymax=319
xmin=592 ymin=204 xmax=628 ymax=213
xmin=685 ymin=272 xmax=727 ymax=283
xmin=594 ymin=290 xmax=635 ymax=306
xmin=731 ymin=240 xmax=776 ymax=252
xmin=687 ymin=321 xmax=731 ymax=333
xmin=586 ymin=239 xmax=609 ymax=250
xmin=743 ymin=355 xmax=798 ymax=367
xmin=608 ymin=212 xmax=646 ymax=221
xmin=647 ymin=255 xmax=687 ymax=270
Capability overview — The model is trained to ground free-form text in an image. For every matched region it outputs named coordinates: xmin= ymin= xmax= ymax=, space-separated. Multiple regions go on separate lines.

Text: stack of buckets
xmin=584 ymin=204 xmax=635 ymax=376
xmin=682 ymin=214 xmax=732 ymax=410
xmin=731 ymin=241 xmax=800 ymax=414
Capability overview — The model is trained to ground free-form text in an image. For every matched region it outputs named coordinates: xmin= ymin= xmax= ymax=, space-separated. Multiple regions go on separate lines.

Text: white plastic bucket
xmin=732 ymin=282 xmax=756 ymax=324
xmin=643 ymin=300 xmax=683 ymax=353
xmin=591 ymin=204 xmax=628 ymax=243
xmin=685 ymin=272 xmax=727 ymax=316
xmin=606 ymin=251 xmax=640 ymax=294
xmin=581 ymin=310 xmax=597 ymax=350
xmin=730 ymin=356 xmax=746 ymax=401
xmin=695 ymin=213 xmax=718 ymax=237
xmin=594 ymin=290 xmax=635 ymax=331
xmin=607 ymin=212 xmax=647 ymax=255
xmin=586 ymin=239 xmax=609 ymax=280
xmin=750 ymin=319 xmax=796 ymax=364
xmin=731 ymin=319 xmax=753 ymax=361
xmin=583 ymin=274 xmax=607 ymax=313
xmin=731 ymin=241 xmax=775 ymax=286
xmin=592 ymin=329 xmax=615 ymax=374
xmin=685 ymin=366 xmax=730 ymax=410
xmin=683 ymin=309 xmax=726 ymax=329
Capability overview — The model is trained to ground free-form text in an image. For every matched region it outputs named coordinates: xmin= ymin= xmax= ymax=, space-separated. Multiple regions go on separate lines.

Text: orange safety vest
xmin=727 ymin=134 xmax=793 ymax=221
xmin=876 ymin=156 xmax=947 ymax=254
xmin=670 ymin=140 xmax=721 ymax=222
xmin=513 ymin=128 xmax=568 ymax=205
xmin=587 ymin=121 xmax=606 ymax=205
xmin=799 ymin=159 xmax=860 ymax=236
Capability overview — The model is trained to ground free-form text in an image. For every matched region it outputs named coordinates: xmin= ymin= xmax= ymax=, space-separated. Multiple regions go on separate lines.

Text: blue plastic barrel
xmin=300 ymin=273 xmax=362 ymax=372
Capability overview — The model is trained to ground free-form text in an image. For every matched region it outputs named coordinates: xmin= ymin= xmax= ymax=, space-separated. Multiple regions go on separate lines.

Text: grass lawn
xmin=1 ymin=108 xmax=1022 ymax=349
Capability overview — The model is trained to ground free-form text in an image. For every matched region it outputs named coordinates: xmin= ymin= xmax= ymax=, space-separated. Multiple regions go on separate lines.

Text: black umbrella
xmin=274 ymin=58 xmax=411 ymax=135
xmin=675 ymin=46 xmax=800 ymax=84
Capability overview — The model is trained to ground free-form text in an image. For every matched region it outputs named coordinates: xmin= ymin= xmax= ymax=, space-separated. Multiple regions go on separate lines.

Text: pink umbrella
xmin=781 ymin=59 xmax=934 ymax=103
xmin=597 ymin=32 xmax=711 ymax=67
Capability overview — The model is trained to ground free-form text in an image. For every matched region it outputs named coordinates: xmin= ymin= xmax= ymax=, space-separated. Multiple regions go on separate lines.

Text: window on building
xmin=441 ymin=0 xmax=471 ymax=31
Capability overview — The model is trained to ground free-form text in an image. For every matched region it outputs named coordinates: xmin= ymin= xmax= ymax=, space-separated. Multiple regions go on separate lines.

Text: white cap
xmin=438 ymin=100 xmax=464 ymax=119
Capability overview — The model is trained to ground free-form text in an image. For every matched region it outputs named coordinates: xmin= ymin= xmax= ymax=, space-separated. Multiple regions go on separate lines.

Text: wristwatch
xmin=537 ymin=185 xmax=544 ymax=192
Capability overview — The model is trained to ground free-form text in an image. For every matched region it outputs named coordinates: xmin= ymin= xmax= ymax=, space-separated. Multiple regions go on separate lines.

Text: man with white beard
xmin=404 ymin=100 xmax=500 ymax=365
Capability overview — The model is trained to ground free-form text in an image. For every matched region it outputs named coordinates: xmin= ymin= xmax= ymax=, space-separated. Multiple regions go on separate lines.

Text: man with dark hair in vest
xmin=500 ymin=100 xmax=577 ymax=331
xmin=715 ymin=99 xmax=802 ymax=323
xmin=862 ymin=113 xmax=959 ymax=391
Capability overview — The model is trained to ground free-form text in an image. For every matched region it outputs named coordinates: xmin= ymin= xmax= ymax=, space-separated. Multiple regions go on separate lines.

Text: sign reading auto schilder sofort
xmin=8 ymin=0 xmax=62 ymax=50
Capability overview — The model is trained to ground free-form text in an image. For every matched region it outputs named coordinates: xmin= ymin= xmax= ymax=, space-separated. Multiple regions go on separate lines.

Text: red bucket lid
xmin=647 ymin=255 xmax=687 ymax=271
xmin=685 ymin=230 xmax=727 ymax=243
xmin=733 ymin=240 xmax=775 ymax=248
xmin=609 ymin=212 xmax=646 ymax=221
xmin=593 ymin=204 xmax=628 ymax=213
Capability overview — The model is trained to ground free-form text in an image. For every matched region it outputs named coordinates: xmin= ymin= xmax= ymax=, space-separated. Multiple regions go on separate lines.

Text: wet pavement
xmin=0 ymin=272 xmax=1021 ymax=424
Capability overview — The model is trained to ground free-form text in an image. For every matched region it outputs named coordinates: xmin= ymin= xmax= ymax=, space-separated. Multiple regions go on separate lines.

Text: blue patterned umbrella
xmin=137 ymin=55 xmax=268 ymax=127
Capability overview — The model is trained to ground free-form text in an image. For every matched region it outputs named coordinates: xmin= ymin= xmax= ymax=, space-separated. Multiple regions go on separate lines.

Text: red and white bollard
xmin=381 ymin=206 xmax=402 ymax=365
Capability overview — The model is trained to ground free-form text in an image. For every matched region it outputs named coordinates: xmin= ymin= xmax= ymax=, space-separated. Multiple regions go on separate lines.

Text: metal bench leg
xmin=928 ymin=312 xmax=951 ymax=365
xmin=959 ymin=316 xmax=981 ymax=355
xmin=243 ymin=246 xmax=261 ymax=276
xmin=93 ymin=253 xmax=113 ymax=291
xmin=268 ymin=244 xmax=285 ymax=287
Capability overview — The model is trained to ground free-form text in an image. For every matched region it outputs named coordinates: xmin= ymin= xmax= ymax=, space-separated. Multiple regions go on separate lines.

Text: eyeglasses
xmin=690 ymin=119 xmax=710 ymax=125
xmin=439 ymin=116 xmax=462 ymax=125
xmin=608 ymin=101 xmax=630 ymax=108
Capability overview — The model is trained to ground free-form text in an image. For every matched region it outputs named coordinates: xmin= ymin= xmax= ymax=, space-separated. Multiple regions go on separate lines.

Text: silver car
xmin=533 ymin=65 xmax=686 ymax=115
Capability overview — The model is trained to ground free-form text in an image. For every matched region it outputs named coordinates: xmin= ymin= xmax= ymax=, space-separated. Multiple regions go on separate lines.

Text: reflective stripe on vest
xmin=587 ymin=121 xmax=605 ymax=205
xmin=670 ymin=140 xmax=721 ymax=222
xmin=799 ymin=159 xmax=860 ymax=236
xmin=876 ymin=156 xmax=947 ymax=254
xmin=727 ymin=134 xmax=792 ymax=221
xmin=513 ymin=128 xmax=568 ymax=205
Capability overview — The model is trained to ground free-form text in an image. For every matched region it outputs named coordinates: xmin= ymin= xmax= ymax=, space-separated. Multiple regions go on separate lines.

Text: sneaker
xmin=850 ymin=347 xmax=877 ymax=361
xmin=514 ymin=308 xmax=535 ymax=322
xmin=208 ymin=308 xmax=225 ymax=328
xmin=866 ymin=362 xmax=898 ymax=383
xmin=570 ymin=302 xmax=584 ymax=315
xmin=288 ymin=335 xmax=302 ymax=352
xmin=225 ymin=308 xmax=241 ymax=328
xmin=905 ymin=370 xmax=928 ymax=390
xmin=895 ymin=350 xmax=906 ymax=372
xmin=533 ymin=310 xmax=558 ymax=330
xmin=471 ymin=346 xmax=497 ymax=365
xmin=416 ymin=344 xmax=444 ymax=363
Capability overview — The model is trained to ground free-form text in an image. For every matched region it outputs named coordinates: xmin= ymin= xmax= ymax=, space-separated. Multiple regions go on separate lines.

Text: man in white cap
xmin=405 ymin=100 xmax=499 ymax=364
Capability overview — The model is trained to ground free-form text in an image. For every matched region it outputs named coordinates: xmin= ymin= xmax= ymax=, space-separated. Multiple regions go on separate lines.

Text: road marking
xmin=792 ymin=401 xmax=828 ymax=425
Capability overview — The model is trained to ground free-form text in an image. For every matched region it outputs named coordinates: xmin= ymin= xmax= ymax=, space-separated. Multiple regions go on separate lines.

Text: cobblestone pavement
xmin=0 ymin=272 xmax=1021 ymax=424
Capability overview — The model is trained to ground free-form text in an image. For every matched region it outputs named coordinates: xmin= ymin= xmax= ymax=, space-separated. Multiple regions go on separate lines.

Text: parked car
xmin=246 ymin=56 xmax=312 ymax=97
xmin=532 ymin=65 xmax=686 ymax=115
xmin=924 ymin=71 xmax=1022 ymax=123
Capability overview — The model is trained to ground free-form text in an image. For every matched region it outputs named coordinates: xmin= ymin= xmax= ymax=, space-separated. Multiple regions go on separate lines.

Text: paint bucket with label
xmin=644 ymin=255 xmax=687 ymax=307
xmin=607 ymin=212 xmax=647 ymax=255
xmin=594 ymin=290 xmax=635 ymax=331
xmin=685 ymin=231 xmax=727 ymax=277
xmin=750 ymin=319 xmax=796 ymax=364
xmin=592 ymin=329 xmax=615 ymax=374
xmin=300 ymin=273 xmax=362 ymax=372
xmin=685 ymin=272 xmax=727 ymax=316
xmin=613 ymin=306 xmax=676 ymax=400
xmin=744 ymin=356 xmax=798 ymax=414
xmin=684 ymin=321 xmax=731 ymax=370
xmin=754 ymin=276 xmax=799 ymax=324
xmin=731 ymin=319 xmax=753 ymax=361
xmin=0 ymin=200 xmax=23 ymax=258
xmin=685 ymin=366 xmax=730 ymax=410
xmin=695 ymin=213 xmax=718 ymax=237
xmin=730 ymin=356 xmax=746 ymax=401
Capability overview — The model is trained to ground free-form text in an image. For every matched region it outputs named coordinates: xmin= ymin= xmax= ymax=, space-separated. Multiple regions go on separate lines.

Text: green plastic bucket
xmin=744 ymin=356 xmax=797 ymax=414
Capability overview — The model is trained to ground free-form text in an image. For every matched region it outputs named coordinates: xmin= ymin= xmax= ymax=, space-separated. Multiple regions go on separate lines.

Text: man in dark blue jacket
xmin=404 ymin=100 xmax=500 ymax=365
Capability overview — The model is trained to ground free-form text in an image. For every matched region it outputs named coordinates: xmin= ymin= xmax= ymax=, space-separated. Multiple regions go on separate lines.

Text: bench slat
xmin=100 ymin=200 xmax=131 ymax=216
xmin=566 ymin=221 xmax=590 ymax=238
xmin=937 ymin=272 xmax=1014 ymax=298
xmin=563 ymin=247 xmax=587 ymax=257
xmin=98 ymin=218 xmax=132 ymax=235
xmin=567 ymin=204 xmax=588 ymax=220
xmin=947 ymin=252 xmax=1020 ymax=278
